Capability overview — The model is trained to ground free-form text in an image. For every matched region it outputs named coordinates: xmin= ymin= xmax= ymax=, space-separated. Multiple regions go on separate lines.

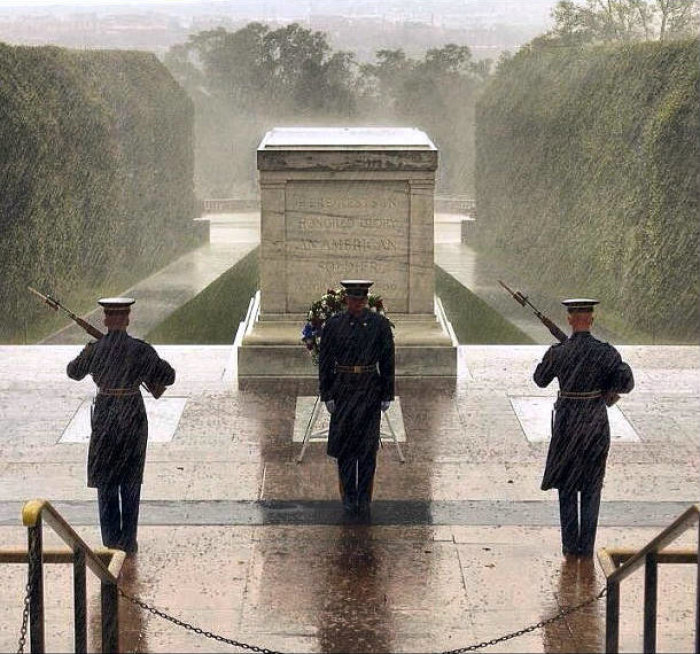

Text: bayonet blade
xmin=28 ymin=286 xmax=59 ymax=310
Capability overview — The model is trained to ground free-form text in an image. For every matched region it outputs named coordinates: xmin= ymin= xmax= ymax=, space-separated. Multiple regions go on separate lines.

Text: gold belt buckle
xmin=353 ymin=365 xmax=362 ymax=373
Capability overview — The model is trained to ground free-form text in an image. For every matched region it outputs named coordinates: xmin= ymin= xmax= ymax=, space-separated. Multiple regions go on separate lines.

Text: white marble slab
xmin=260 ymin=127 xmax=436 ymax=149
xmin=59 ymin=397 xmax=187 ymax=443
xmin=293 ymin=396 xmax=406 ymax=443
xmin=509 ymin=396 xmax=640 ymax=443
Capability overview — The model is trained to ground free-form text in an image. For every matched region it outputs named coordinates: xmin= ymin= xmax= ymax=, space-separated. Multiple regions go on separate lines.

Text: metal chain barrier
xmin=16 ymin=582 xmax=30 ymax=654
xmin=117 ymin=587 xmax=287 ymax=654
xmin=439 ymin=586 xmax=607 ymax=654
xmin=117 ymin=583 xmax=606 ymax=654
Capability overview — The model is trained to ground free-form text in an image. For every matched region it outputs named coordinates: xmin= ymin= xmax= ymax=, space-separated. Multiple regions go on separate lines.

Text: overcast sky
xmin=0 ymin=0 xmax=557 ymax=9
xmin=0 ymin=0 xmax=228 ymax=6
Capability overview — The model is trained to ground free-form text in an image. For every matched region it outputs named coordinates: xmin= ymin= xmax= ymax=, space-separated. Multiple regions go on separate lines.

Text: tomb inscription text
xmin=285 ymin=181 xmax=409 ymax=312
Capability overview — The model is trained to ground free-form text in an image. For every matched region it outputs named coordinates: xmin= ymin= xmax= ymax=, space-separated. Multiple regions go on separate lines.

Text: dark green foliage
xmin=145 ymin=247 xmax=259 ymax=344
xmin=474 ymin=39 xmax=699 ymax=342
xmin=0 ymin=44 xmax=200 ymax=342
xmin=435 ymin=267 xmax=535 ymax=344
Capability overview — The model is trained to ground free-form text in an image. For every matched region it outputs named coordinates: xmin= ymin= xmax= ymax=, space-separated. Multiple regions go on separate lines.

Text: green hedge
xmin=0 ymin=44 xmax=201 ymax=342
xmin=474 ymin=39 xmax=699 ymax=342
xmin=435 ymin=266 xmax=535 ymax=344
xmin=146 ymin=247 xmax=259 ymax=344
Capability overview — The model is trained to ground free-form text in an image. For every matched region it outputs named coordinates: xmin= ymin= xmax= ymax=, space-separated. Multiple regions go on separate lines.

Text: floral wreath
xmin=301 ymin=287 xmax=391 ymax=365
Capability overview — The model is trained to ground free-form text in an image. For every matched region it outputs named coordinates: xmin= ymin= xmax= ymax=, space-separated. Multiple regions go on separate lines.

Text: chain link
xmin=439 ymin=587 xmax=607 ymax=654
xmin=118 ymin=583 xmax=606 ymax=654
xmin=16 ymin=583 xmax=31 ymax=654
xmin=117 ymin=587 xmax=287 ymax=654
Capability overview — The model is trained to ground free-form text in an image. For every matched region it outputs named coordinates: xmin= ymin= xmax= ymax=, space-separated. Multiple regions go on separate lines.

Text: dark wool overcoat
xmin=319 ymin=309 xmax=395 ymax=460
xmin=534 ymin=331 xmax=634 ymax=492
xmin=67 ymin=331 xmax=175 ymax=487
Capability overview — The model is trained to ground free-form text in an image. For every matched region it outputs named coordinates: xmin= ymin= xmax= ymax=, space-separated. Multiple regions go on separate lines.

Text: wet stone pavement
xmin=1 ymin=214 xmax=699 ymax=652
xmin=0 ymin=342 xmax=698 ymax=653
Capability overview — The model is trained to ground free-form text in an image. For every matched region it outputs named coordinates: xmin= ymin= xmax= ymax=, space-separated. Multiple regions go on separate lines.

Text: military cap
xmin=98 ymin=297 xmax=135 ymax=313
xmin=562 ymin=298 xmax=599 ymax=313
xmin=340 ymin=280 xmax=373 ymax=298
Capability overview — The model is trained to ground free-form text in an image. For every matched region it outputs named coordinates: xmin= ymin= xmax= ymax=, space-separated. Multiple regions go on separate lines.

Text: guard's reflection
xmin=88 ymin=554 xmax=146 ymax=653
xmin=318 ymin=525 xmax=392 ymax=654
xmin=543 ymin=556 xmax=603 ymax=653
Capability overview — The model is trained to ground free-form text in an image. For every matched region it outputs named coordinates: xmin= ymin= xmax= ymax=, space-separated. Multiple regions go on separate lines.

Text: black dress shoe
xmin=120 ymin=541 xmax=138 ymax=554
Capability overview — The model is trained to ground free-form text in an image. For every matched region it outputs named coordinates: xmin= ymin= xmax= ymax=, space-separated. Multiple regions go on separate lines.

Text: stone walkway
xmin=41 ymin=214 xmax=259 ymax=344
xmin=0 ymin=213 xmax=698 ymax=653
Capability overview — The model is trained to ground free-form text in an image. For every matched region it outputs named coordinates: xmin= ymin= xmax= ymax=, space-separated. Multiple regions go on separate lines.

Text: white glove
xmin=325 ymin=400 xmax=336 ymax=413
xmin=381 ymin=400 xmax=391 ymax=412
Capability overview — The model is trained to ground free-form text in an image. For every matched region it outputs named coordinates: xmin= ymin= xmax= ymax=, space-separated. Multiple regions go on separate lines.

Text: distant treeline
xmin=164 ymin=23 xmax=490 ymax=198
xmin=474 ymin=38 xmax=699 ymax=342
xmin=0 ymin=44 xmax=201 ymax=342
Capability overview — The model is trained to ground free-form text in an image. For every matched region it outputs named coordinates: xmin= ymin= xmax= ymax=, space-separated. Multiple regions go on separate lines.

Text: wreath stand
xmin=296 ymin=396 xmax=405 ymax=464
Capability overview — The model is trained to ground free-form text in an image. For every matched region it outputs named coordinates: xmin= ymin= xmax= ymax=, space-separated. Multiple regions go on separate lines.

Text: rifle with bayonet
xmin=498 ymin=280 xmax=619 ymax=406
xmin=28 ymin=286 xmax=103 ymax=339
xmin=28 ymin=286 xmax=164 ymax=398
xmin=498 ymin=280 xmax=568 ymax=342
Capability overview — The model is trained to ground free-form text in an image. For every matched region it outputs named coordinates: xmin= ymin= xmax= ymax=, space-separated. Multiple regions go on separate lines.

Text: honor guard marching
xmin=67 ymin=297 xmax=175 ymax=553
xmin=534 ymin=299 xmax=634 ymax=557
xmin=319 ymin=280 xmax=395 ymax=517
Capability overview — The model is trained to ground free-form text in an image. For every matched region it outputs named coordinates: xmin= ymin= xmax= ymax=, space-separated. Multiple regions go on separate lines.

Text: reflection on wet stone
xmin=0 ymin=298 xmax=698 ymax=651
xmin=319 ymin=527 xmax=393 ymax=654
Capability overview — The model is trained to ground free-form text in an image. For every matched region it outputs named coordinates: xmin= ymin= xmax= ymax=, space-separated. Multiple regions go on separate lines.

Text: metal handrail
xmin=20 ymin=498 xmax=126 ymax=653
xmin=599 ymin=504 xmax=699 ymax=583
xmin=597 ymin=503 xmax=699 ymax=654
xmin=22 ymin=499 xmax=122 ymax=582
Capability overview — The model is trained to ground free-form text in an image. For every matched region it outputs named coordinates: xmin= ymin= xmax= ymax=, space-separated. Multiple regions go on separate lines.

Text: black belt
xmin=335 ymin=364 xmax=376 ymax=374
xmin=98 ymin=388 xmax=140 ymax=397
xmin=558 ymin=390 xmax=602 ymax=400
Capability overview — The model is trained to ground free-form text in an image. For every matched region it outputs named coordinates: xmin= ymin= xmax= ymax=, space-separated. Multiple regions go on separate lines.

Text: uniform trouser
xmin=338 ymin=449 xmax=377 ymax=509
xmin=97 ymin=481 xmax=141 ymax=550
xmin=558 ymin=485 xmax=603 ymax=555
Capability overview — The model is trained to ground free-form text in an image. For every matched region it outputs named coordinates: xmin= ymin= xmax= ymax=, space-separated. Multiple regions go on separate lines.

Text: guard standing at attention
xmin=534 ymin=298 xmax=634 ymax=557
xmin=67 ymin=297 xmax=175 ymax=554
xmin=319 ymin=280 xmax=395 ymax=517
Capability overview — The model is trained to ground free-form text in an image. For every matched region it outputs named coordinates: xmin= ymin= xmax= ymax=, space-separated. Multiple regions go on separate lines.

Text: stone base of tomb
xmin=237 ymin=309 xmax=457 ymax=380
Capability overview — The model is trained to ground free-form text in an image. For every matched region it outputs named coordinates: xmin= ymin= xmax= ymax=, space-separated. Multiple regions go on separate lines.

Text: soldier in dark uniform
xmin=534 ymin=299 xmax=634 ymax=557
xmin=67 ymin=298 xmax=175 ymax=553
xmin=319 ymin=280 xmax=395 ymax=516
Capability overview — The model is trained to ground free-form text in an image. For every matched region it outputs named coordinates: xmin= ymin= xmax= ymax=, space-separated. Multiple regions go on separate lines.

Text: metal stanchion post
xmin=606 ymin=579 xmax=620 ymax=654
xmin=74 ymin=548 xmax=87 ymax=653
xmin=28 ymin=520 xmax=45 ymax=653
xmin=643 ymin=552 xmax=658 ymax=653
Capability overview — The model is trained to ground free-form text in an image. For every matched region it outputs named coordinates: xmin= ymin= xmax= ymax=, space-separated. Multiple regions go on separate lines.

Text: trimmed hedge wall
xmin=474 ymin=39 xmax=699 ymax=342
xmin=0 ymin=44 xmax=200 ymax=342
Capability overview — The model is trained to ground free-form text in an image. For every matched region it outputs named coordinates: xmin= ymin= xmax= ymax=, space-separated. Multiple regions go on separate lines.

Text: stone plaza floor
xmin=0 ymin=214 xmax=698 ymax=652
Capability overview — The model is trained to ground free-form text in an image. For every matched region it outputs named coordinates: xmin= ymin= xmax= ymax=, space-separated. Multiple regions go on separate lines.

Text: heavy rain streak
xmin=0 ymin=1 xmax=698 ymax=653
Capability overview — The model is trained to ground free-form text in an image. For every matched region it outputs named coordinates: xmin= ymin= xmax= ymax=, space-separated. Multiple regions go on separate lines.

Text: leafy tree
xmin=548 ymin=0 xmax=699 ymax=44
xmin=359 ymin=49 xmax=412 ymax=114
xmin=359 ymin=44 xmax=488 ymax=193
xmin=164 ymin=24 xmax=490 ymax=196
xmin=656 ymin=0 xmax=700 ymax=40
